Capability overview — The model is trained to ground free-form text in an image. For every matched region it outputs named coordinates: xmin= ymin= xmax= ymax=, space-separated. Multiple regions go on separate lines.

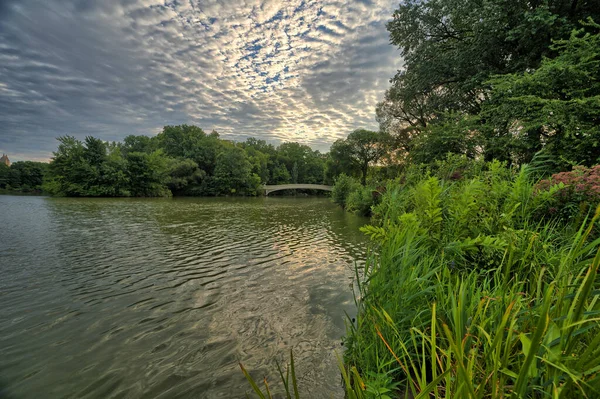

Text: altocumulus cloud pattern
xmin=0 ymin=0 xmax=401 ymax=161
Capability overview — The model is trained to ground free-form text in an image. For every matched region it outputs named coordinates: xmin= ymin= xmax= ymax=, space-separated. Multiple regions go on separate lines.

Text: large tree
xmin=482 ymin=21 xmax=600 ymax=168
xmin=276 ymin=142 xmax=325 ymax=184
xmin=213 ymin=146 xmax=261 ymax=195
xmin=378 ymin=0 xmax=600 ymax=158
xmin=332 ymin=129 xmax=390 ymax=186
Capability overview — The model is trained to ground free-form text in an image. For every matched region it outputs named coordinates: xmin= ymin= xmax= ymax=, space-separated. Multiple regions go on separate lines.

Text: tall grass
xmin=244 ymin=160 xmax=600 ymax=398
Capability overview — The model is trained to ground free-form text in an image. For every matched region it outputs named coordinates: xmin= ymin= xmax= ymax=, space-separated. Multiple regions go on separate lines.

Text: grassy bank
xmin=244 ymin=158 xmax=600 ymax=398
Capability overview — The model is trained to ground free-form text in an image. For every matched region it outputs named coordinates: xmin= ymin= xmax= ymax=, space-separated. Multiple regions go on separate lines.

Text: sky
xmin=0 ymin=0 xmax=402 ymax=162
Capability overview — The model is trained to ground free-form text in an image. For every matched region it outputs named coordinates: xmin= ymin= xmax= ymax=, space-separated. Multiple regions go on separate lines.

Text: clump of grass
xmin=346 ymin=162 xmax=600 ymax=398
xmin=240 ymin=350 xmax=369 ymax=399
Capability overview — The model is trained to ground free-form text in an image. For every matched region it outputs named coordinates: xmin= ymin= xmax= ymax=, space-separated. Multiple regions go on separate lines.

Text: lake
xmin=0 ymin=195 xmax=369 ymax=398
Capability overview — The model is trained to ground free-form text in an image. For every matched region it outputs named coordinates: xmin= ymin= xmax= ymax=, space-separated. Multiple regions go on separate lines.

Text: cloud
xmin=0 ymin=0 xmax=401 ymax=161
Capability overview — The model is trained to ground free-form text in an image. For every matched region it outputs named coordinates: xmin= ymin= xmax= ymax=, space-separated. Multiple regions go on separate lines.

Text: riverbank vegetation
xmin=245 ymin=158 xmax=600 ymax=398
xmin=39 ymin=127 xmax=333 ymax=197
xmin=344 ymin=158 xmax=600 ymax=398
xmin=243 ymin=1 xmax=600 ymax=398
xmin=0 ymin=161 xmax=48 ymax=193
xmin=335 ymin=14 xmax=600 ymax=216
xmin=30 ymin=123 xmax=390 ymax=197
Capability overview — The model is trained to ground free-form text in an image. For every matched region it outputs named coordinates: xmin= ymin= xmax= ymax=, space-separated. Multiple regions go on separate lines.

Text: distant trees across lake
xmin=0 ymin=161 xmax=48 ymax=193
xmin=27 ymin=126 xmax=386 ymax=197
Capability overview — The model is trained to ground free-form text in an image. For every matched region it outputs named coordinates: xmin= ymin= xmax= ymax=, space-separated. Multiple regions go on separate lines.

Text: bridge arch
xmin=262 ymin=184 xmax=333 ymax=195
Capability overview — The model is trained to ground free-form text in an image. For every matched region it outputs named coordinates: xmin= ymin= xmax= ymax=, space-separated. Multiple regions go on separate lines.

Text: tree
xmin=156 ymin=125 xmax=223 ymax=175
xmin=0 ymin=163 xmax=9 ymax=189
xmin=270 ymin=162 xmax=291 ymax=184
xmin=409 ymin=114 xmax=481 ymax=164
xmin=44 ymin=135 xmax=133 ymax=196
xmin=41 ymin=126 xmax=341 ymax=197
xmin=7 ymin=161 xmax=48 ymax=191
xmin=126 ymin=150 xmax=171 ymax=197
xmin=123 ymin=135 xmax=157 ymax=154
xmin=45 ymin=136 xmax=87 ymax=196
xmin=380 ymin=0 xmax=600 ymax=154
xmin=335 ymin=129 xmax=390 ymax=185
xmin=325 ymin=139 xmax=361 ymax=183
xmin=482 ymin=20 xmax=600 ymax=168
xmin=274 ymin=142 xmax=325 ymax=184
xmin=166 ymin=158 xmax=205 ymax=194
xmin=213 ymin=146 xmax=260 ymax=195
xmin=100 ymin=144 xmax=129 ymax=196
xmin=243 ymin=145 xmax=270 ymax=184
xmin=157 ymin=125 xmax=207 ymax=158
xmin=291 ymin=161 xmax=298 ymax=184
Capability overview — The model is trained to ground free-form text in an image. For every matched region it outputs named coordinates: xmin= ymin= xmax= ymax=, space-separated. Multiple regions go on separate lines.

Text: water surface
xmin=0 ymin=196 xmax=368 ymax=398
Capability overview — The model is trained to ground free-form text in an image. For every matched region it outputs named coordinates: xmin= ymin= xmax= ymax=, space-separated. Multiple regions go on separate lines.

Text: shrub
xmin=332 ymin=174 xmax=361 ymax=209
xmin=536 ymin=165 xmax=600 ymax=220
xmin=346 ymin=185 xmax=379 ymax=217
xmin=430 ymin=153 xmax=486 ymax=181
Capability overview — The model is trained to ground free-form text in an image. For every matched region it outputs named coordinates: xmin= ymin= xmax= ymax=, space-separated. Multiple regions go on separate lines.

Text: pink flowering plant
xmin=536 ymin=165 xmax=600 ymax=219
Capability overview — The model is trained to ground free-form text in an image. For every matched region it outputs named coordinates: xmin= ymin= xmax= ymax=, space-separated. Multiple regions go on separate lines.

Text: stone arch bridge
xmin=262 ymin=184 xmax=333 ymax=195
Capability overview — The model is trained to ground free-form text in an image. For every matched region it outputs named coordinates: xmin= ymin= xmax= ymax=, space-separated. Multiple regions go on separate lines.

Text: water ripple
xmin=0 ymin=196 xmax=368 ymax=398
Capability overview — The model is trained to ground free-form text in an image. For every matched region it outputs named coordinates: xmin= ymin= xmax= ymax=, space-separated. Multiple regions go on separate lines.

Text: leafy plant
xmin=332 ymin=174 xmax=361 ymax=209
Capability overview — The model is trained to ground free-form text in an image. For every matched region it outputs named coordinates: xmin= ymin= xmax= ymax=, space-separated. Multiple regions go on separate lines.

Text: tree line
xmin=0 ymin=161 xmax=48 ymax=193
xmin=0 ymin=125 xmax=389 ymax=197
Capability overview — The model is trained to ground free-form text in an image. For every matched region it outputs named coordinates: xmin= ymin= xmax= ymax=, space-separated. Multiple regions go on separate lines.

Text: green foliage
xmin=0 ymin=161 xmax=48 ymax=192
xmin=45 ymin=135 xmax=90 ymax=196
xmin=241 ymin=350 xmax=388 ymax=399
xmin=243 ymin=6 xmax=600 ymax=398
xmin=42 ymin=125 xmax=334 ymax=197
xmin=409 ymin=114 xmax=481 ymax=165
xmin=328 ymin=130 xmax=392 ymax=186
xmin=213 ymin=146 xmax=261 ymax=196
xmin=122 ymin=134 xmax=156 ymax=154
xmin=125 ymin=150 xmax=170 ymax=197
xmin=332 ymin=174 xmax=361 ymax=209
xmin=346 ymin=185 xmax=378 ymax=217
xmin=483 ymin=20 xmax=600 ymax=168
xmin=240 ymin=350 xmax=301 ymax=399
xmin=45 ymin=135 xmax=132 ymax=196
xmin=379 ymin=1 xmax=600 ymax=172
xmin=156 ymin=124 xmax=207 ymax=159
xmin=276 ymin=142 xmax=325 ymax=185
xmin=344 ymin=161 xmax=600 ymax=398
xmin=166 ymin=158 xmax=205 ymax=194
xmin=0 ymin=163 xmax=9 ymax=188
xmin=325 ymin=139 xmax=360 ymax=184
xmin=269 ymin=162 xmax=291 ymax=185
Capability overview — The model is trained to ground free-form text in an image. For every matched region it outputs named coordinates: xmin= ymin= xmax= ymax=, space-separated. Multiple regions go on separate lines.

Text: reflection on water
xmin=0 ymin=196 xmax=368 ymax=398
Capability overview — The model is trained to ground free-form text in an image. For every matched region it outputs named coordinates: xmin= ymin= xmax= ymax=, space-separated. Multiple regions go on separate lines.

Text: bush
xmin=536 ymin=165 xmax=600 ymax=220
xmin=332 ymin=174 xmax=360 ymax=209
xmin=346 ymin=185 xmax=378 ymax=217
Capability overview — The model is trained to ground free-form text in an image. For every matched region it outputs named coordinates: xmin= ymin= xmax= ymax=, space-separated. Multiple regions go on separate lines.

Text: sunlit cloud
xmin=0 ymin=0 xmax=401 ymax=161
